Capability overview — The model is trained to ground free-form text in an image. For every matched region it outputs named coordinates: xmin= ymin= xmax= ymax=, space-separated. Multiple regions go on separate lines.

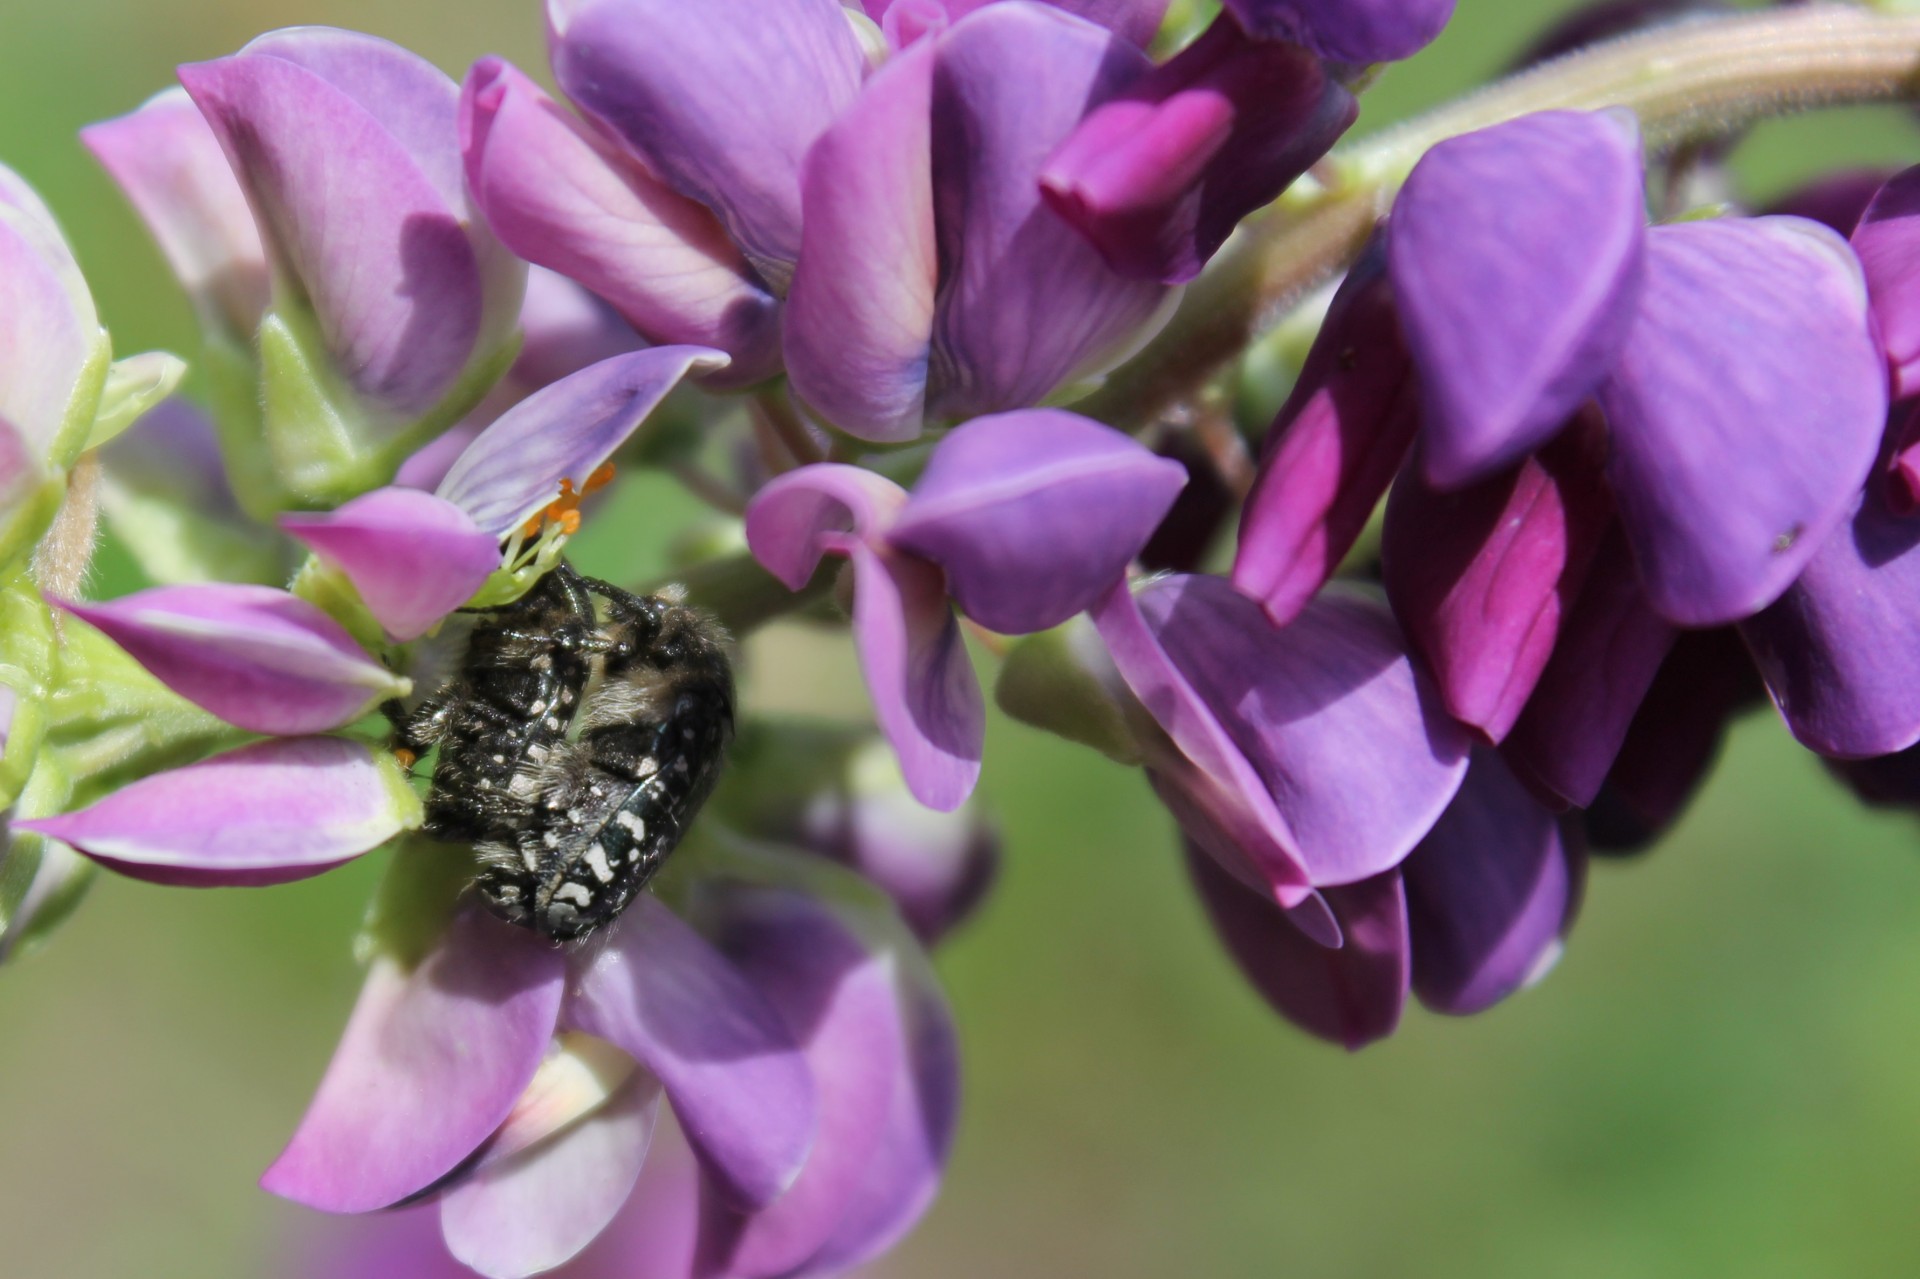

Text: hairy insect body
xmin=406 ymin=566 xmax=734 ymax=943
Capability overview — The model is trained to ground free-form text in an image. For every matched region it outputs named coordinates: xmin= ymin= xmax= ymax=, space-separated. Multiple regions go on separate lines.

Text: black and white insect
xmin=393 ymin=564 xmax=734 ymax=942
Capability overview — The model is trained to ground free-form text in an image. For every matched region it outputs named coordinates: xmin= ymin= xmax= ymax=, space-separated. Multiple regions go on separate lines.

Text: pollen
xmin=519 ymin=463 xmax=616 ymax=539
xmin=394 ymin=747 xmax=417 ymax=771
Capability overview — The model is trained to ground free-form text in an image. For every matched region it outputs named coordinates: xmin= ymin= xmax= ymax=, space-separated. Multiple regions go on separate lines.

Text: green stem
xmin=1082 ymin=4 xmax=1920 ymax=431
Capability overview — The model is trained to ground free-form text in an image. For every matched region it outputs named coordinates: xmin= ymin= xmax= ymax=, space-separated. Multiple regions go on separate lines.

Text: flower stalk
xmin=1084 ymin=3 xmax=1920 ymax=431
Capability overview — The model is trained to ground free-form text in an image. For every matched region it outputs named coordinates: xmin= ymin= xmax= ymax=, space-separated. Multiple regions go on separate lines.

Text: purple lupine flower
xmin=82 ymin=87 xmax=270 ymax=348
xmin=1091 ymin=572 xmax=1470 ymax=942
xmin=19 ymin=346 xmax=718 ymax=882
xmin=177 ymin=27 xmax=527 ymax=433
xmin=1220 ymin=0 xmax=1455 ymax=64
xmin=270 ymin=865 xmax=955 ymax=1279
xmin=746 ymin=408 xmax=1184 ymax=810
xmin=1184 ymin=746 xmax=1578 ymax=1048
xmin=859 ymin=0 xmax=1172 ymax=48
xmin=1040 ymin=15 xmax=1359 ymax=283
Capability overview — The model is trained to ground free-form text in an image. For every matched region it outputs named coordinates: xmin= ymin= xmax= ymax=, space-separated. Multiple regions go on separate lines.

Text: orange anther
xmin=394 ymin=747 xmax=418 ymax=771
xmin=558 ymin=509 xmax=582 ymax=535
xmin=583 ymin=461 xmax=616 ymax=494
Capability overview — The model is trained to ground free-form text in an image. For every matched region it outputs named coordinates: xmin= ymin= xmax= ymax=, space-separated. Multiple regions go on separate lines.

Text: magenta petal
xmin=743 ymin=464 xmax=909 ymax=591
xmin=81 ymin=88 xmax=268 ymax=343
xmin=1041 ymin=17 xmax=1356 ymax=284
xmin=263 ymin=907 xmax=565 ymax=1212
xmin=785 ymin=41 xmax=938 ymax=443
xmin=1139 ymin=575 xmax=1472 ymax=886
xmin=460 ymin=58 xmax=778 ymax=380
xmin=693 ymin=885 xmax=913 ymax=1277
xmin=436 ymin=346 xmax=725 ymax=538
xmin=1599 ymin=216 xmax=1886 ymax=626
xmin=890 ymin=409 xmax=1188 ymax=634
xmin=1382 ymin=418 xmax=1614 ymax=742
xmin=879 ymin=0 xmax=1171 ymax=45
xmin=178 ymin=40 xmax=488 ymax=420
xmin=52 ymin=585 xmax=401 ymax=735
xmin=0 ymin=170 xmax=95 ymax=455
xmin=1852 ymin=165 xmax=1920 ymax=398
xmin=1189 ymin=848 xmax=1409 ymax=1050
xmin=17 ymin=737 xmax=408 ymax=886
xmin=552 ymin=0 xmax=866 ymax=276
xmin=441 ymin=1075 xmax=660 ymax=1279
xmin=1739 ymin=492 xmax=1920 ymax=758
xmin=1232 ymin=244 xmax=1419 ymax=626
xmin=566 ymin=895 xmax=816 ymax=1210
xmin=1391 ymin=110 xmax=1646 ymax=489
xmin=282 ymin=488 xmax=499 ymax=641
xmin=1503 ymin=529 xmax=1677 ymax=807
xmin=927 ymin=3 xmax=1170 ymax=419
xmin=846 ymin=540 xmax=986 ymax=813
xmin=1403 ymin=748 xmax=1582 ymax=1015
xmin=1221 ymin=0 xmax=1454 ymax=63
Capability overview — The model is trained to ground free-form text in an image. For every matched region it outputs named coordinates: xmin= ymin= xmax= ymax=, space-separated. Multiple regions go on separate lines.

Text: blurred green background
xmin=4 ymin=1 xmax=1920 ymax=1276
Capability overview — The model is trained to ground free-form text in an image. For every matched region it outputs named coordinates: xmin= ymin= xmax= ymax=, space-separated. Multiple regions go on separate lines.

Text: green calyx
xmin=995 ymin=617 xmax=1144 ymax=766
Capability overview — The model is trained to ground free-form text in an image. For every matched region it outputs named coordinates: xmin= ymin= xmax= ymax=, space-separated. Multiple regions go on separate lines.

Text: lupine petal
xmin=1188 ymin=848 xmax=1409 ymax=1050
xmin=1852 ymin=165 xmax=1920 ymax=398
xmin=441 ymin=1075 xmax=660 ymax=1279
xmin=1403 ymin=748 xmax=1582 ymax=1015
xmin=0 ymin=166 xmax=96 ymax=456
xmin=511 ymin=267 xmax=644 ymax=391
xmin=1221 ymin=0 xmax=1454 ymax=62
xmin=1767 ymin=167 xmax=1892 ymax=237
xmin=890 ymin=409 xmax=1187 ymax=634
xmin=1589 ymin=626 xmax=1760 ymax=848
xmin=1232 ymin=244 xmax=1419 ymax=626
xmin=567 ymin=895 xmax=816 ymax=1210
xmin=1382 ymin=416 xmax=1613 ymax=742
xmin=263 ymin=907 xmax=565 ymax=1212
xmin=281 ymin=488 xmax=500 ymax=642
xmin=1739 ymin=491 xmax=1920 ymax=758
xmin=1391 ymin=110 xmax=1645 ymax=489
xmin=693 ymin=884 xmax=910 ymax=1277
xmin=1041 ymin=17 xmax=1356 ymax=283
xmin=82 ymin=88 xmax=268 ymax=343
xmin=1139 ymin=575 xmax=1471 ymax=886
xmin=551 ymin=0 xmax=866 ymax=278
xmin=744 ymin=464 xmax=908 ymax=591
xmin=869 ymin=0 xmax=1171 ymax=46
xmin=1598 ymin=216 xmax=1885 ymax=626
xmin=927 ymin=4 xmax=1170 ymax=420
xmin=18 ymin=737 xmax=408 ymax=886
xmin=1091 ymin=576 xmax=1313 ymax=905
xmin=436 ymin=346 xmax=726 ymax=538
xmin=51 ymin=585 xmax=402 ymax=735
xmin=785 ymin=41 xmax=938 ymax=442
xmin=460 ymin=58 xmax=779 ymax=380
xmin=1502 ymin=529 xmax=1676 ymax=807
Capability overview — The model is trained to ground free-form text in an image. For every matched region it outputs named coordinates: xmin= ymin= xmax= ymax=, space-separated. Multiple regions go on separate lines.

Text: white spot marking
xmin=584 ymin=844 xmax=614 ymax=883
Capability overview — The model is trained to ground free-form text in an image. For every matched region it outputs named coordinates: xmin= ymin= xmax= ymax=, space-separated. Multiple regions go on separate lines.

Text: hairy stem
xmin=1083 ymin=4 xmax=1920 ymax=431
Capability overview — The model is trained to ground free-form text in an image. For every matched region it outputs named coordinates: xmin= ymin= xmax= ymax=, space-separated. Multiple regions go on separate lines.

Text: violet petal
xmin=1403 ymin=748 xmax=1583 ymax=1015
xmin=1232 ymin=243 xmax=1419 ymax=626
xmin=460 ymin=58 xmax=779 ymax=380
xmin=436 ymin=346 xmax=726 ymax=538
xmin=785 ymin=40 xmax=939 ymax=442
xmin=441 ymin=1074 xmax=660 ymax=1279
xmin=0 ymin=166 xmax=96 ymax=456
xmin=1040 ymin=16 xmax=1356 ymax=283
xmin=566 ymin=895 xmax=816 ymax=1210
xmin=1381 ymin=415 xmax=1613 ymax=742
xmin=890 ymin=408 xmax=1188 ymax=634
xmin=1188 ymin=848 xmax=1409 ymax=1050
xmin=927 ymin=3 xmax=1170 ymax=419
xmin=744 ymin=464 xmax=908 ymax=592
xmin=1598 ymin=216 xmax=1886 ymax=626
xmin=82 ymin=88 xmax=268 ymax=343
xmin=51 ymin=585 xmax=402 ymax=735
xmin=1139 ymin=575 xmax=1472 ymax=886
xmin=1852 ymin=165 xmax=1920 ymax=398
xmin=1502 ymin=529 xmax=1677 ymax=807
xmin=1391 ymin=110 xmax=1646 ymax=489
xmin=1221 ymin=0 xmax=1455 ymax=63
xmin=551 ymin=0 xmax=866 ymax=277
xmin=282 ymin=488 xmax=500 ymax=642
xmin=262 ymin=906 xmax=566 ymax=1212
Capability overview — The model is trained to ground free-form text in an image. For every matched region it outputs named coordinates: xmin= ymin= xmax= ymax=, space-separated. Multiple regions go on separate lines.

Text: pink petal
xmin=281 ymin=488 xmax=500 ymax=641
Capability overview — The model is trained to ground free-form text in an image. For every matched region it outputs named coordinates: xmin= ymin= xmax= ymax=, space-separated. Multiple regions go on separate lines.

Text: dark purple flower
xmin=1221 ymin=0 xmax=1455 ymax=64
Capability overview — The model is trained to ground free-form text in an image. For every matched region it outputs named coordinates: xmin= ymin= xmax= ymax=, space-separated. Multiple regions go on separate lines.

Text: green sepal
xmin=201 ymin=337 xmax=286 ymax=523
xmin=0 ymin=469 xmax=67 ymax=582
xmin=44 ymin=329 xmax=113 ymax=472
xmin=43 ymin=612 xmax=249 ymax=809
xmin=84 ymin=350 xmax=189 ymax=452
xmin=289 ymin=554 xmax=390 ymax=652
xmin=96 ymin=459 xmax=293 ymax=588
xmin=0 ymin=581 xmax=55 ymax=809
xmin=0 ymin=751 xmax=95 ymax=965
xmin=355 ymin=836 xmax=474 ymax=971
xmin=260 ymin=304 xmax=521 ymax=510
xmin=995 ymin=617 xmax=1144 ymax=765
